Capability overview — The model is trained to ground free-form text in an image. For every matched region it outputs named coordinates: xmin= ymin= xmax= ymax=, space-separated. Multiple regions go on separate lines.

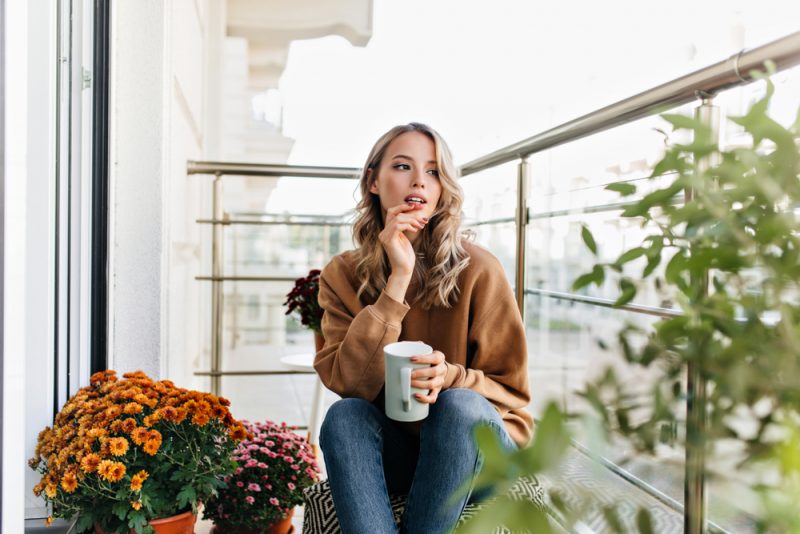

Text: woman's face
xmin=369 ymin=131 xmax=443 ymax=223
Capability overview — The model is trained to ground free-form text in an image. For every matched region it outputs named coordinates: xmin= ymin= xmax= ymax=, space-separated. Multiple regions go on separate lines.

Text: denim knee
xmin=319 ymin=397 xmax=376 ymax=450
xmin=428 ymin=388 xmax=497 ymax=428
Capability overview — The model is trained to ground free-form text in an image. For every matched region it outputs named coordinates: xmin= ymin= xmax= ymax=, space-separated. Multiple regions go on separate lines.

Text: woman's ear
xmin=367 ymin=168 xmax=379 ymax=194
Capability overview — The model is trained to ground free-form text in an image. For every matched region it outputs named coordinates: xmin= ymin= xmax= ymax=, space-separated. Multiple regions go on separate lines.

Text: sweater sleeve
xmin=441 ymin=259 xmax=530 ymax=416
xmin=314 ymin=259 xmax=410 ymax=401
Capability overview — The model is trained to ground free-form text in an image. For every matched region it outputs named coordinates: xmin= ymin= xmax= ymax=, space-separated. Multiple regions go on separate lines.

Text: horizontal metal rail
xmin=461 ymin=31 xmax=800 ymax=176
xmin=525 ymin=288 xmax=682 ymax=318
xmin=464 ymin=216 xmax=515 ymax=227
xmin=187 ymin=160 xmax=361 ymax=179
xmin=195 ymin=275 xmax=299 ymax=282
xmin=196 ymin=218 xmax=352 ymax=227
xmin=194 ymin=370 xmax=315 ymax=376
xmin=527 ymin=195 xmax=683 ymax=221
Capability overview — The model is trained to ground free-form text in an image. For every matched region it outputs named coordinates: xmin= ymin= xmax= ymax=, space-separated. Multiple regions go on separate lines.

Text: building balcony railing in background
xmin=188 ymin=30 xmax=800 ymax=534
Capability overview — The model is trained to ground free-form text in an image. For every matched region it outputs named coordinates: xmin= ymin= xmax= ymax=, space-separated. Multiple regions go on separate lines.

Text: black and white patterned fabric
xmin=301 ymin=475 xmax=546 ymax=534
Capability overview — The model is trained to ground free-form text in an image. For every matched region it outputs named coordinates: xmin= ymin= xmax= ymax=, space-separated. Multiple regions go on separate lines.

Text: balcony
xmin=7 ymin=2 xmax=800 ymax=532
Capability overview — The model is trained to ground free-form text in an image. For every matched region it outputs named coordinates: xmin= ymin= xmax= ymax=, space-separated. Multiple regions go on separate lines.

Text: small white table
xmin=279 ymin=354 xmax=326 ymax=458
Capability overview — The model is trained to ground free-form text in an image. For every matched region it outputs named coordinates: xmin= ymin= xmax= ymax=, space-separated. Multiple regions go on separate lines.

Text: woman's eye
xmin=393 ymin=164 xmax=410 ymax=170
xmin=427 ymin=169 xmax=440 ymax=177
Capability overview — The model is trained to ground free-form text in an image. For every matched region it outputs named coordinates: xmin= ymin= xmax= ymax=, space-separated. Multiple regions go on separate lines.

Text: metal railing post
xmin=210 ymin=172 xmax=224 ymax=395
xmin=684 ymin=96 xmax=719 ymax=534
xmin=515 ymin=158 xmax=529 ymax=318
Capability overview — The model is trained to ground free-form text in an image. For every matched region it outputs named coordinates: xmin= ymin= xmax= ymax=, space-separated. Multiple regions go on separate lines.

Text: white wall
xmin=110 ymin=0 xmax=214 ymax=387
xmin=109 ymin=0 xmax=166 ymax=378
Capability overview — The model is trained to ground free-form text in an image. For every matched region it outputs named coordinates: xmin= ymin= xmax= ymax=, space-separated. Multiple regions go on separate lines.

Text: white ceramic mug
xmin=384 ymin=341 xmax=432 ymax=422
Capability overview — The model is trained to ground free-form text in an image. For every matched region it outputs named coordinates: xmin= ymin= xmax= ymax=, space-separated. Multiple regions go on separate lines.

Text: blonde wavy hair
xmin=352 ymin=123 xmax=472 ymax=309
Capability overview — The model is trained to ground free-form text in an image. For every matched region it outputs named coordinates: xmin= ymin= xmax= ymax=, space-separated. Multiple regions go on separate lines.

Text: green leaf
xmin=571 ymin=272 xmax=594 ymax=291
xmin=615 ymin=278 xmax=637 ymax=307
xmin=615 ymin=247 xmax=647 ymax=267
xmin=76 ymin=514 xmax=94 ymax=532
xmin=665 ymin=250 xmax=687 ymax=285
xmin=517 ymin=402 xmax=571 ymax=475
xmin=572 ymin=265 xmax=604 ymax=291
xmin=606 ymin=182 xmax=637 ymax=196
xmin=650 ymin=149 xmax=684 ymax=178
xmin=128 ymin=510 xmax=148 ymax=534
xmin=602 ymin=504 xmax=626 ymax=533
xmin=581 ymin=225 xmax=598 ymax=255
xmin=661 ymin=113 xmax=709 ymax=133
xmin=176 ymin=484 xmax=197 ymax=509
xmin=636 ymin=507 xmax=655 ymax=534
xmin=112 ymin=501 xmax=129 ymax=521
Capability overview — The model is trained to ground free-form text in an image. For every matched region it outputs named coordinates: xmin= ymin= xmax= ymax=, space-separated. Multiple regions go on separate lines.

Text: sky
xmin=266 ymin=0 xmax=800 ymax=215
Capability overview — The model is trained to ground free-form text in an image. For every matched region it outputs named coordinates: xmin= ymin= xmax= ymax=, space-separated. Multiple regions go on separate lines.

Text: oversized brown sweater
xmin=314 ymin=241 xmax=533 ymax=446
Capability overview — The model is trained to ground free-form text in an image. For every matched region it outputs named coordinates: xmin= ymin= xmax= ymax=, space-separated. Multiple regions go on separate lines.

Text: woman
xmin=315 ymin=122 xmax=532 ymax=534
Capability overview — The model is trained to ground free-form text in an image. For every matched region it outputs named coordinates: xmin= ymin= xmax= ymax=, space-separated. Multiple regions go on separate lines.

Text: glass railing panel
xmin=527 ymin=210 xmax=679 ymax=310
xmin=461 ymin=161 xmax=518 ymax=226
xmin=221 ymin=223 xmax=353 ymax=277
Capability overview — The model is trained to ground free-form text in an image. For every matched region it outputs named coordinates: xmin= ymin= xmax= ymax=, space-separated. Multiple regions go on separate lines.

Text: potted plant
xmin=284 ymin=268 xmax=324 ymax=351
xmin=203 ymin=420 xmax=321 ymax=533
xmin=457 ymin=70 xmax=800 ymax=532
xmin=29 ymin=370 xmax=248 ymax=534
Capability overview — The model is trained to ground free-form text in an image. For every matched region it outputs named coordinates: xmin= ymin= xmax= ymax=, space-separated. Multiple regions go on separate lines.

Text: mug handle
xmin=401 ymin=368 xmax=411 ymax=412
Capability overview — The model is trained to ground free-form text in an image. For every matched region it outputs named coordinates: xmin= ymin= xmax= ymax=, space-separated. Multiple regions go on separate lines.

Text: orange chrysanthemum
xmin=129 ymin=469 xmax=149 ymax=491
xmin=131 ymin=501 xmax=142 ymax=511
xmin=174 ymin=408 xmax=188 ymax=424
xmin=60 ymin=472 xmax=78 ymax=493
xmin=230 ymin=425 xmax=247 ymax=441
xmin=143 ymin=439 xmax=160 ymax=456
xmin=131 ymin=427 xmax=149 ymax=446
xmin=109 ymin=420 xmax=123 ymax=433
xmin=45 ymin=484 xmax=57 ymax=498
xmin=108 ymin=437 xmax=129 ymax=457
xmin=87 ymin=428 xmax=107 ymax=439
xmin=98 ymin=460 xmax=126 ymax=482
xmin=143 ymin=413 xmax=160 ymax=427
xmin=159 ymin=406 xmax=178 ymax=421
xmin=192 ymin=412 xmax=210 ymax=426
xmin=121 ymin=417 xmax=137 ymax=434
xmin=80 ymin=453 xmax=101 ymax=473
xmin=123 ymin=402 xmax=143 ymax=415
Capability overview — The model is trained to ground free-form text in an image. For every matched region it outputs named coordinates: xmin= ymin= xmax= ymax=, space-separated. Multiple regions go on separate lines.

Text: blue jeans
xmin=319 ymin=388 xmax=517 ymax=534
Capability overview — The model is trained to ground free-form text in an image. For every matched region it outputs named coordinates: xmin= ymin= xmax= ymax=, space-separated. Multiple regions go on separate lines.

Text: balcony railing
xmin=188 ymin=30 xmax=800 ymax=533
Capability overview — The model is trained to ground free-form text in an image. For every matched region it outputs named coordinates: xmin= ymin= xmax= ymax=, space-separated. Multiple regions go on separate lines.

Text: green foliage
xmin=460 ymin=73 xmax=800 ymax=531
xmin=457 ymin=404 xmax=569 ymax=534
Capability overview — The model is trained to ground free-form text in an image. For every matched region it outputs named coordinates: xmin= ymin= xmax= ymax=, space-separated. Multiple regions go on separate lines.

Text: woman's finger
xmin=415 ymin=388 xmax=441 ymax=404
xmin=410 ymin=351 xmax=445 ymax=365
xmin=411 ymin=376 xmax=443 ymax=390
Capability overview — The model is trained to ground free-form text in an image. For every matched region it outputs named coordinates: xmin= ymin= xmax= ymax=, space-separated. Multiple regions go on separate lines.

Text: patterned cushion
xmin=302 ymin=475 xmax=545 ymax=534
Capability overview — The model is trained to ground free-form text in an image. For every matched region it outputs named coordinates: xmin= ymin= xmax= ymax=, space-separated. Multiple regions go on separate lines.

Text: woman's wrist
xmin=385 ymin=272 xmax=412 ymax=303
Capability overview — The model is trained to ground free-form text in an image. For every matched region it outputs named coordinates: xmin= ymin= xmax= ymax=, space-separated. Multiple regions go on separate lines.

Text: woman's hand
xmin=379 ymin=203 xmax=428 ymax=276
xmin=410 ymin=350 xmax=447 ymax=404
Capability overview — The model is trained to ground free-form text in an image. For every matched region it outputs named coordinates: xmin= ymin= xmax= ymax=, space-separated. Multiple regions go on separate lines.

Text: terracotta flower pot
xmin=210 ymin=508 xmax=294 ymax=534
xmin=94 ymin=510 xmax=196 ymax=534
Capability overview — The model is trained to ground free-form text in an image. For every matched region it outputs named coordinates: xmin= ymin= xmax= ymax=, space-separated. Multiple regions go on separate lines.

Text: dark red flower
xmin=283 ymin=269 xmax=323 ymax=333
